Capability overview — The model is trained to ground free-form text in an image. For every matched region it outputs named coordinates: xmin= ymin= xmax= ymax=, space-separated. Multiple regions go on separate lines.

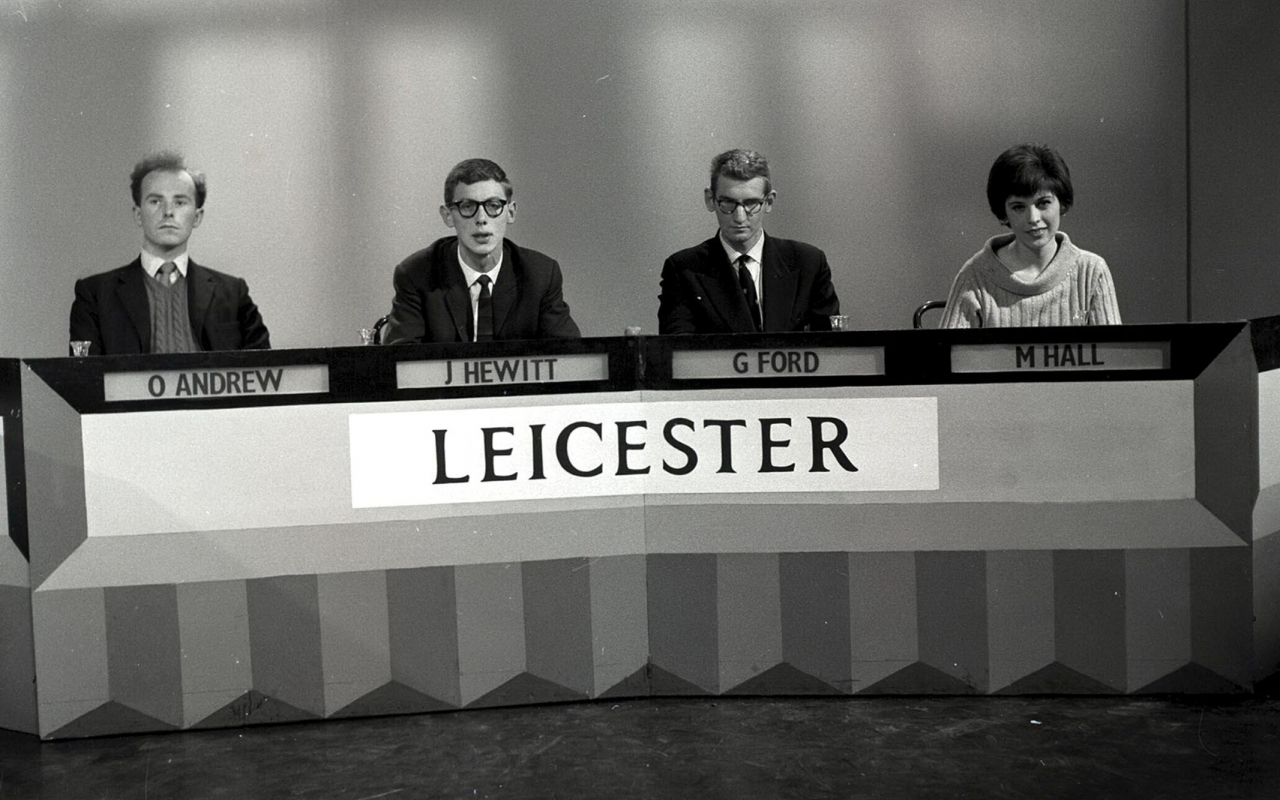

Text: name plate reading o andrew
xmin=397 ymin=353 xmax=609 ymax=389
xmin=102 ymin=364 xmax=330 ymax=402
xmin=951 ymin=341 xmax=1171 ymax=373
xmin=672 ymin=347 xmax=885 ymax=380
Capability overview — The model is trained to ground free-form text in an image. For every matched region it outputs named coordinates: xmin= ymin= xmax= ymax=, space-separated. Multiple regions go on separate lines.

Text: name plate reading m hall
xmin=951 ymin=341 xmax=1171 ymax=374
xmin=397 ymin=352 xmax=609 ymax=389
xmin=103 ymin=364 xmax=330 ymax=402
xmin=672 ymin=347 xmax=885 ymax=380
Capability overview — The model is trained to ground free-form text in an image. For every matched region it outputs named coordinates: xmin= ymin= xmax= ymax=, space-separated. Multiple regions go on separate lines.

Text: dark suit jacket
xmin=658 ymin=234 xmax=841 ymax=334
xmin=384 ymin=236 xmax=580 ymax=343
xmin=69 ymin=258 xmax=271 ymax=355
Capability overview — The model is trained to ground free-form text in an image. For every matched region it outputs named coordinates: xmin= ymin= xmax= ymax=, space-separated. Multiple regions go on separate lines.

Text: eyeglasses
xmin=715 ymin=197 xmax=768 ymax=216
xmin=449 ymin=198 xmax=509 ymax=218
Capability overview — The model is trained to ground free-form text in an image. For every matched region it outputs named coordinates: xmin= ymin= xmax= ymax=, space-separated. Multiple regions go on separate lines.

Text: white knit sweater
xmin=938 ymin=232 xmax=1121 ymax=328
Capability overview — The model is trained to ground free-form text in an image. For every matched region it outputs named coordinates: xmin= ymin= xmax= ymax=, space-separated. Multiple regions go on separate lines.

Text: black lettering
xmin=771 ymin=351 xmax=787 ymax=372
xmin=544 ymin=358 xmax=557 ymax=380
xmin=1043 ymin=345 xmax=1060 ymax=367
xmin=758 ymin=351 xmax=769 ymax=373
xmin=445 ymin=361 xmax=454 ymax=385
xmin=1061 ymin=345 xmax=1077 ymax=367
xmin=464 ymin=362 xmax=480 ymax=384
xmin=480 ymin=361 xmax=494 ymax=383
xmin=148 ymin=375 xmax=166 ymax=397
xmin=226 ymin=371 xmax=242 ymax=393
xmin=258 ymin=368 xmax=283 ymax=392
xmin=733 ymin=352 xmax=749 ymax=374
xmin=704 ymin=419 xmax=746 ymax=473
xmin=616 ymin=420 xmax=649 ymax=475
xmin=495 ymin=360 xmax=520 ymax=382
xmin=759 ymin=418 xmax=795 ymax=473
xmin=804 ymin=351 xmax=819 ymax=373
xmin=787 ymin=351 xmax=801 ymax=372
xmin=556 ymin=421 xmax=603 ymax=477
xmin=662 ymin=418 xmax=698 ymax=475
xmin=529 ymin=424 xmax=547 ymax=480
xmin=1090 ymin=343 xmax=1104 ymax=366
xmin=210 ymin=372 xmax=226 ymax=395
xmin=809 ymin=416 xmax=858 ymax=473
xmin=482 ymin=427 xmax=517 ymax=482
xmin=432 ymin=429 xmax=469 ymax=484
xmin=1016 ymin=345 xmax=1035 ymax=368
xmin=190 ymin=371 xmax=206 ymax=394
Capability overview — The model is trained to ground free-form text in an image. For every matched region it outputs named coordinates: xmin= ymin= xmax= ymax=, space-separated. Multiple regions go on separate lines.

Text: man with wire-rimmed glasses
xmin=385 ymin=158 xmax=580 ymax=343
xmin=658 ymin=148 xmax=840 ymax=334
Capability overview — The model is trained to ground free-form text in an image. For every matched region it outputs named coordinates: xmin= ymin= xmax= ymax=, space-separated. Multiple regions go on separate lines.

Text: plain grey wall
xmin=0 ymin=0 xmax=1195 ymax=356
xmin=1189 ymin=0 xmax=1280 ymax=322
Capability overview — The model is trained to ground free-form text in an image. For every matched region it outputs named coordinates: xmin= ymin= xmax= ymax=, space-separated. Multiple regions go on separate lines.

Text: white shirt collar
xmin=718 ymin=232 xmax=765 ymax=268
xmin=140 ymin=251 xmax=190 ymax=280
xmin=456 ymin=244 xmax=503 ymax=290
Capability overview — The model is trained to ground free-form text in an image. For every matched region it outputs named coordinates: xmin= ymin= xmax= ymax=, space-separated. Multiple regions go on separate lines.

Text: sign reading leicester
xmin=349 ymin=397 xmax=939 ymax=508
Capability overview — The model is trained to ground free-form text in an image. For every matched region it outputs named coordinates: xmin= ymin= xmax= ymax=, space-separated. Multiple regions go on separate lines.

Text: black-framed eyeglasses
xmin=449 ymin=198 xmax=509 ymax=218
xmin=715 ymin=197 xmax=767 ymax=216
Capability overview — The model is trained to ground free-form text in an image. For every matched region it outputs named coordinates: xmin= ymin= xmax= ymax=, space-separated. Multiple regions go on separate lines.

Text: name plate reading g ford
xmin=397 ymin=353 xmax=609 ymax=389
xmin=103 ymin=364 xmax=330 ymax=402
xmin=951 ymin=341 xmax=1171 ymax=373
xmin=672 ymin=347 xmax=885 ymax=380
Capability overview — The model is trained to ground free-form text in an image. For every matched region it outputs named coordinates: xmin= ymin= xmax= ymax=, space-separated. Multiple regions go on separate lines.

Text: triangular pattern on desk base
xmin=330 ymin=681 xmax=457 ymax=719
xmin=858 ymin=662 xmax=980 ymax=695
xmin=597 ymin=666 xmax=651 ymax=700
xmin=1134 ymin=662 xmax=1250 ymax=695
xmin=724 ymin=663 xmax=846 ymax=696
xmin=995 ymin=662 xmax=1123 ymax=695
xmin=467 ymin=672 xmax=588 ymax=710
xmin=190 ymin=691 xmax=321 ymax=730
xmin=47 ymin=702 xmax=178 ymax=740
xmin=647 ymin=664 xmax=712 ymax=696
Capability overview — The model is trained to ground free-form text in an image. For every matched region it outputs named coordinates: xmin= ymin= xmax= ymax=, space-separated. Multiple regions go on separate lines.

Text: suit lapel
xmin=186 ymin=261 xmax=216 ymax=346
xmin=443 ymin=246 xmax=471 ymax=341
xmin=760 ymin=236 xmax=797 ymax=332
xmin=115 ymin=261 xmax=152 ymax=353
xmin=697 ymin=238 xmax=756 ymax=332
xmin=491 ymin=243 xmax=517 ymax=337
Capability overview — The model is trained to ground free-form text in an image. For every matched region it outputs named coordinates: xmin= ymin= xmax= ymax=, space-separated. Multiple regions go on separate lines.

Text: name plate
xmin=951 ymin=341 xmax=1171 ymax=373
xmin=397 ymin=353 xmax=609 ymax=389
xmin=103 ymin=364 xmax=330 ymax=402
xmin=672 ymin=347 xmax=885 ymax=380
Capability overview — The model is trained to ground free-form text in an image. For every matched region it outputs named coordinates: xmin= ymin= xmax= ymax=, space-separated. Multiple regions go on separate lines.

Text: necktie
xmin=736 ymin=255 xmax=762 ymax=332
xmin=475 ymin=274 xmax=494 ymax=341
xmin=158 ymin=261 xmax=177 ymax=285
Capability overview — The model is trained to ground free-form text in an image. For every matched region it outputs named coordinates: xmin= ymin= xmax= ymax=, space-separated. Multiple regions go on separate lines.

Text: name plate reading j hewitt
xmin=950 ymin=341 xmax=1171 ymax=374
xmin=397 ymin=352 xmax=609 ymax=389
xmin=103 ymin=364 xmax=330 ymax=402
xmin=672 ymin=347 xmax=885 ymax=380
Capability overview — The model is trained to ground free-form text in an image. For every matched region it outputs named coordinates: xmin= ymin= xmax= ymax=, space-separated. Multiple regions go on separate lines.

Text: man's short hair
xmin=709 ymin=148 xmax=772 ymax=196
xmin=443 ymin=158 xmax=513 ymax=205
xmin=130 ymin=151 xmax=207 ymax=208
xmin=986 ymin=144 xmax=1074 ymax=221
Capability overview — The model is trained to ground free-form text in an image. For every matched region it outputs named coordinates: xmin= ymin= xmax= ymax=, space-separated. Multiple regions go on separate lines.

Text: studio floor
xmin=1 ymin=690 xmax=1278 ymax=799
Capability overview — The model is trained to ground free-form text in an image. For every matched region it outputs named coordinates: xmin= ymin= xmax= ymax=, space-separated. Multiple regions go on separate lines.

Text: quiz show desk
xmin=3 ymin=320 xmax=1279 ymax=739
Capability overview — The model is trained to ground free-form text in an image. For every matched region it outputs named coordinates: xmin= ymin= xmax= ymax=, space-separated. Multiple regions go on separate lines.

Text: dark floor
xmin=1 ymin=693 xmax=1278 ymax=799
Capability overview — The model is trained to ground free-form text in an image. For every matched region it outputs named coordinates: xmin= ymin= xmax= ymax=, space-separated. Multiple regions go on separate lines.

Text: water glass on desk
xmin=69 ymin=340 xmax=91 ymax=357
xmin=828 ymin=315 xmax=850 ymax=332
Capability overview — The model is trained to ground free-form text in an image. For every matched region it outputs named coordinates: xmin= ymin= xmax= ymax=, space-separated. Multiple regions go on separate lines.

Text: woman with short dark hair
xmin=939 ymin=144 xmax=1120 ymax=328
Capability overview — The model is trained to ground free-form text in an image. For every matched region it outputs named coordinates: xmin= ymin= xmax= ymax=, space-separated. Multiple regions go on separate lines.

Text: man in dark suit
xmin=384 ymin=158 xmax=580 ymax=343
xmin=69 ymin=152 xmax=270 ymax=355
xmin=658 ymin=148 xmax=840 ymax=334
